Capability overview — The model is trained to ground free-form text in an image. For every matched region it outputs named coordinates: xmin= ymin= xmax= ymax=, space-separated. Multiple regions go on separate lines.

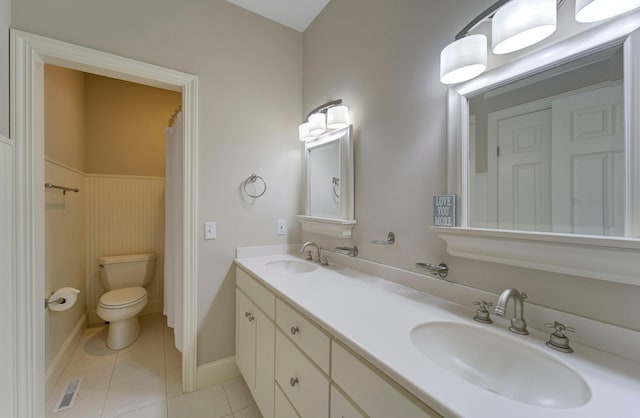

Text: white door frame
xmin=10 ymin=29 xmax=199 ymax=417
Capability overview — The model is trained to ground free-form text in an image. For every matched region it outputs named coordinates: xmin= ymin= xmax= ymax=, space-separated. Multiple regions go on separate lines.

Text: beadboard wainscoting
xmin=44 ymin=158 xmax=87 ymax=396
xmin=85 ymin=174 xmax=165 ymax=325
xmin=45 ymin=159 xmax=87 ymax=364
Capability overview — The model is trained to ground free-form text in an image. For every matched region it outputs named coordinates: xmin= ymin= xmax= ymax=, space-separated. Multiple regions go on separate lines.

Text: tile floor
xmin=47 ymin=313 xmax=261 ymax=418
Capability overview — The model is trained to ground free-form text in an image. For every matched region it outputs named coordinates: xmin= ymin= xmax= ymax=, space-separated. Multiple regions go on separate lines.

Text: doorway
xmin=11 ymin=29 xmax=199 ymax=417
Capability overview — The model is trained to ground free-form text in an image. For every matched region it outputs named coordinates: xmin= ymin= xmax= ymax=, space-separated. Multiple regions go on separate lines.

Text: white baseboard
xmin=45 ymin=314 xmax=87 ymax=399
xmin=196 ymin=356 xmax=239 ymax=390
xmin=87 ymin=299 xmax=163 ymax=326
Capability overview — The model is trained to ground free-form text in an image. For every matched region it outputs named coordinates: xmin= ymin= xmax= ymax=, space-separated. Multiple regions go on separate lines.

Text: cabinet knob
xmin=244 ymin=312 xmax=250 ymax=318
xmin=290 ymin=326 xmax=299 ymax=335
xmin=289 ymin=377 xmax=299 ymax=387
xmin=246 ymin=313 xmax=255 ymax=322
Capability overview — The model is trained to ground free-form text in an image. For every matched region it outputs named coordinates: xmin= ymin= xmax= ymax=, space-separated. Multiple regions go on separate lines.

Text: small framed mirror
xmin=296 ymin=127 xmax=356 ymax=238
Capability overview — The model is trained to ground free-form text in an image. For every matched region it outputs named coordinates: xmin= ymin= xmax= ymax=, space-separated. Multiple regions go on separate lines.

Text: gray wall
xmin=12 ymin=0 xmax=304 ymax=365
xmin=302 ymin=0 xmax=640 ymax=331
xmin=9 ymin=0 xmax=640 ymax=372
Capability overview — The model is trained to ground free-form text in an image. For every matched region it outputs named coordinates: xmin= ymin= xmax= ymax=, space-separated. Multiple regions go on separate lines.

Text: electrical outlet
xmin=277 ymin=219 xmax=287 ymax=235
xmin=205 ymin=222 xmax=216 ymax=240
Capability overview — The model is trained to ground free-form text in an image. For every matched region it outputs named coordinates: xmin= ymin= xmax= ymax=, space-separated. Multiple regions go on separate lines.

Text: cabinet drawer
xmin=332 ymin=342 xmax=440 ymax=418
xmin=276 ymin=329 xmax=329 ymax=418
xmin=236 ymin=267 xmax=275 ymax=320
xmin=275 ymin=384 xmax=299 ymax=418
xmin=331 ymin=385 xmax=364 ymax=418
xmin=276 ymin=298 xmax=330 ymax=373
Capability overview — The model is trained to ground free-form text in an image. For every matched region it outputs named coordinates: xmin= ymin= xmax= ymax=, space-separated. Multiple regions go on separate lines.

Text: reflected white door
xmin=496 ymin=109 xmax=552 ymax=231
xmin=551 ymin=84 xmax=624 ymax=236
xmin=469 ymin=116 xmax=492 ymax=228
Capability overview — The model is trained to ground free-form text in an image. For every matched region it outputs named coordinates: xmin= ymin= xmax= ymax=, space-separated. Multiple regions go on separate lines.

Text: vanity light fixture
xmin=298 ymin=99 xmax=349 ymax=141
xmin=298 ymin=122 xmax=315 ymax=142
xmin=440 ymin=34 xmax=488 ymax=85
xmin=492 ymin=0 xmax=557 ymax=55
xmin=440 ymin=0 xmax=564 ymax=84
xmin=575 ymin=0 xmax=640 ymax=22
xmin=327 ymin=105 xmax=350 ymax=129
xmin=308 ymin=112 xmax=327 ymax=136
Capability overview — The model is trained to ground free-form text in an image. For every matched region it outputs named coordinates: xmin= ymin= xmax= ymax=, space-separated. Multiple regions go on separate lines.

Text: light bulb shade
xmin=575 ymin=0 xmax=640 ymax=22
xmin=492 ymin=0 xmax=557 ymax=55
xmin=327 ymin=105 xmax=349 ymax=129
xmin=440 ymin=34 xmax=488 ymax=85
xmin=308 ymin=112 xmax=326 ymax=136
xmin=298 ymin=122 xmax=314 ymax=141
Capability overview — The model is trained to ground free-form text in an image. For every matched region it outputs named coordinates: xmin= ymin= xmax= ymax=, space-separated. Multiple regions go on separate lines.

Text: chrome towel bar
xmin=370 ymin=232 xmax=395 ymax=245
xmin=416 ymin=262 xmax=449 ymax=279
xmin=45 ymin=183 xmax=80 ymax=195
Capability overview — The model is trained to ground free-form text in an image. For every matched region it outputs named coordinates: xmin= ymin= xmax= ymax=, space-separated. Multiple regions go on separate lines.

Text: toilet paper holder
xmin=45 ymin=287 xmax=80 ymax=311
xmin=44 ymin=297 xmax=66 ymax=309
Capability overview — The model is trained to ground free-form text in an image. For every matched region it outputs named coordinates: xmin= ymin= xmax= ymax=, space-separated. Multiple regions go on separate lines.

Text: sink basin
xmin=265 ymin=260 xmax=317 ymax=274
xmin=410 ymin=322 xmax=591 ymax=408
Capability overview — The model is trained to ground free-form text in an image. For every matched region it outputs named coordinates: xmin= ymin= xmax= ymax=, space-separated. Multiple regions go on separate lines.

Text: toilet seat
xmin=99 ymin=287 xmax=147 ymax=309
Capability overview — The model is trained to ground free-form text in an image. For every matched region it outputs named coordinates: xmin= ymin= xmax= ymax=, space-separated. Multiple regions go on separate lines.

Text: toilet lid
xmin=100 ymin=287 xmax=147 ymax=308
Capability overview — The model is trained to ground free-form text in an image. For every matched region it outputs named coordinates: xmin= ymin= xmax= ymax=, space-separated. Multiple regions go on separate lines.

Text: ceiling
xmin=225 ymin=0 xmax=330 ymax=32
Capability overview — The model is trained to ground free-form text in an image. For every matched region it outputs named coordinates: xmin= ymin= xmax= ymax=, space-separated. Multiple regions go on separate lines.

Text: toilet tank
xmin=99 ymin=253 xmax=156 ymax=290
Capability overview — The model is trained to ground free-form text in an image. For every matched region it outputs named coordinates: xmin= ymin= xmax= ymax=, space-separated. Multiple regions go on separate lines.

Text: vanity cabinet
xmin=276 ymin=298 xmax=331 ymax=373
xmin=275 ymin=384 xmax=300 ymax=418
xmin=236 ymin=267 xmax=441 ymax=418
xmin=330 ymin=386 xmax=364 ymax=418
xmin=235 ymin=290 xmax=256 ymax=385
xmin=275 ymin=329 xmax=330 ymax=418
xmin=332 ymin=342 xmax=438 ymax=418
xmin=235 ymin=269 xmax=276 ymax=418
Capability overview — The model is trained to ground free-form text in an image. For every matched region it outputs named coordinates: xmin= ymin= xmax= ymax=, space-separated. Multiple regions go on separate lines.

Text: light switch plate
xmin=205 ymin=222 xmax=216 ymax=240
xmin=277 ymin=219 xmax=287 ymax=235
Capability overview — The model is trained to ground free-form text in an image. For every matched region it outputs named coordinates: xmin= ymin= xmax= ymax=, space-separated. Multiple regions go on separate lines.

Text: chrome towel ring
xmin=243 ymin=174 xmax=267 ymax=198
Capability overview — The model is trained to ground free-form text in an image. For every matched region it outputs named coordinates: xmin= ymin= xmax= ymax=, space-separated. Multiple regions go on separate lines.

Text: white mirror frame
xmin=296 ymin=126 xmax=356 ymax=238
xmin=435 ymin=11 xmax=640 ymax=286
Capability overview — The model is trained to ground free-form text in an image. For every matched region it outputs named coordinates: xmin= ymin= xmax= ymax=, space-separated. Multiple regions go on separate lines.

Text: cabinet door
xmin=332 ymin=342 xmax=440 ymax=418
xmin=275 ymin=384 xmax=300 ymax=418
xmin=331 ymin=385 xmax=364 ymax=418
xmin=254 ymin=308 xmax=275 ymax=418
xmin=236 ymin=289 xmax=256 ymax=388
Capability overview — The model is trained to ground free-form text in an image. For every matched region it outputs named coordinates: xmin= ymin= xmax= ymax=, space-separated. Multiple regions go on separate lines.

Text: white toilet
xmin=96 ymin=253 xmax=156 ymax=349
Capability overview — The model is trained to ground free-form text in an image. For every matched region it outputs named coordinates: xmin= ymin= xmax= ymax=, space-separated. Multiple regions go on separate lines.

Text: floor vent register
xmin=53 ymin=377 xmax=84 ymax=412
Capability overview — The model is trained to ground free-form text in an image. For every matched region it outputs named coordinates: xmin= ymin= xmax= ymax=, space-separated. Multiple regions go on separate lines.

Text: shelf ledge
xmin=432 ymin=227 xmax=640 ymax=286
xmin=296 ymin=215 xmax=357 ymax=239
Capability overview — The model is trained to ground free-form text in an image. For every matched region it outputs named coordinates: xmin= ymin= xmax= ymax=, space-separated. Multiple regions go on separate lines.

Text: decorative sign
xmin=433 ymin=195 xmax=456 ymax=227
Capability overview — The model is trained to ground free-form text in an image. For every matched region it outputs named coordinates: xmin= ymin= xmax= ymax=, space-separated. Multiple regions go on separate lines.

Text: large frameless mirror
xmin=468 ymin=46 xmax=624 ymax=236
xmin=436 ymin=15 xmax=640 ymax=285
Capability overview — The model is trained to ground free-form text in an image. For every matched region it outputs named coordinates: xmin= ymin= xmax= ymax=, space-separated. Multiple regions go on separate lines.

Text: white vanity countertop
xmin=235 ymin=253 xmax=640 ymax=418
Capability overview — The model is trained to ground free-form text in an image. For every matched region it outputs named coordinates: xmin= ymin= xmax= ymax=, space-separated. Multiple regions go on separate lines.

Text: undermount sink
xmin=410 ymin=322 xmax=591 ymax=409
xmin=265 ymin=260 xmax=317 ymax=274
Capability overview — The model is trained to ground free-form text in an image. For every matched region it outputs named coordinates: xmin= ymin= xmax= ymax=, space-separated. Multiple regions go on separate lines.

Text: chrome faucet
xmin=494 ymin=288 xmax=529 ymax=335
xmin=300 ymin=242 xmax=321 ymax=263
